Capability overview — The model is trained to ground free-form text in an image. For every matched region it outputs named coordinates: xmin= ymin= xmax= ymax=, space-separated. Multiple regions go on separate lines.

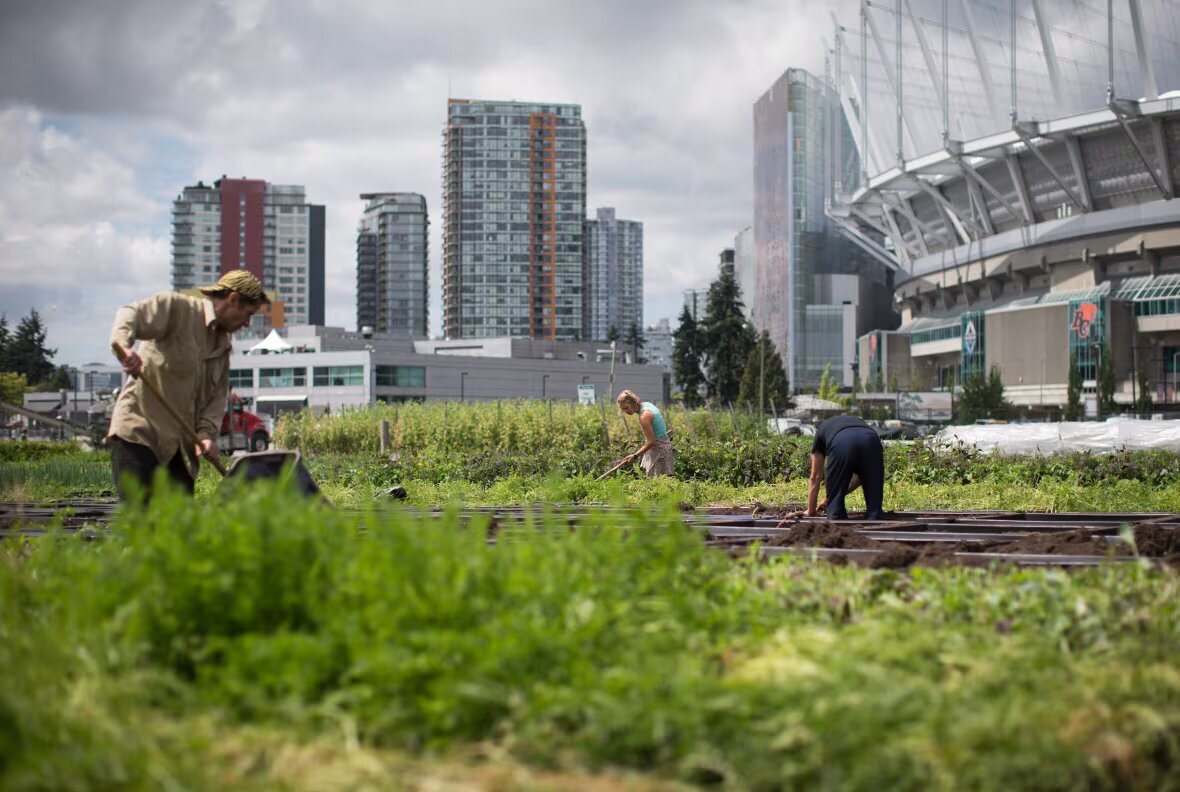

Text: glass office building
xmin=443 ymin=99 xmax=587 ymax=340
xmin=754 ymin=68 xmax=897 ymax=390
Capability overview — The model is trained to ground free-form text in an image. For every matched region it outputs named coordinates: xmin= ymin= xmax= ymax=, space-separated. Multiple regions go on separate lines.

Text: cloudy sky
xmin=0 ymin=0 xmax=838 ymax=366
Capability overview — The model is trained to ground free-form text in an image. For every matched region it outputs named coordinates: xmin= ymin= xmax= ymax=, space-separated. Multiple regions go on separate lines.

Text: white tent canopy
xmin=249 ymin=329 xmax=293 ymax=354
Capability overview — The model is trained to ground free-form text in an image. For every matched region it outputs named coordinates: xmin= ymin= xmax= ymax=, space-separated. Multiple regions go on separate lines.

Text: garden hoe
xmin=111 ymin=343 xmax=321 ymax=496
xmin=596 ymin=456 xmax=636 ymax=481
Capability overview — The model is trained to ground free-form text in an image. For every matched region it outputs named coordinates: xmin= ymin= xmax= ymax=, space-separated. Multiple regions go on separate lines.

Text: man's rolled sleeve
xmin=110 ymin=294 xmax=175 ymax=350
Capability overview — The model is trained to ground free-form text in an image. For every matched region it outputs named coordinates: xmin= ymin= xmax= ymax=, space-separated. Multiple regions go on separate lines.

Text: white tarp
xmin=935 ymin=418 xmax=1180 ymax=454
xmin=249 ymin=329 xmax=292 ymax=354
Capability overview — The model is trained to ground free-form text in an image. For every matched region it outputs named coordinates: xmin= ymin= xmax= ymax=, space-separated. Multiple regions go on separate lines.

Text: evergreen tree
xmin=954 ymin=365 xmax=1011 ymax=423
xmin=872 ymin=367 xmax=885 ymax=393
xmin=737 ymin=331 xmax=792 ymax=411
xmin=699 ymin=259 xmax=755 ymax=405
xmin=7 ymin=310 xmax=56 ymax=386
xmin=888 ymin=372 xmax=899 ymax=393
xmin=0 ymin=314 xmax=9 ymax=372
xmin=48 ymin=365 xmax=73 ymax=392
xmin=624 ymin=321 xmax=645 ymax=364
xmin=1135 ymin=367 xmax=1153 ymax=415
xmin=1065 ymin=354 xmax=1083 ymax=421
xmin=672 ymin=306 xmax=705 ymax=408
xmin=606 ymin=325 xmax=620 ymax=343
xmin=1097 ymin=344 xmax=1116 ymax=415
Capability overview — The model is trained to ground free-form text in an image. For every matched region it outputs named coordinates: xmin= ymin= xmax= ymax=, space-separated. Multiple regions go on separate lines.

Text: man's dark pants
xmin=109 ymin=436 xmax=194 ymax=500
xmin=824 ymin=426 xmax=885 ymax=520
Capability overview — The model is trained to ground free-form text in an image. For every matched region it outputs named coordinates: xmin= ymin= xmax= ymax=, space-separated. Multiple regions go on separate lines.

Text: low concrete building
xmin=229 ymin=325 xmax=669 ymax=416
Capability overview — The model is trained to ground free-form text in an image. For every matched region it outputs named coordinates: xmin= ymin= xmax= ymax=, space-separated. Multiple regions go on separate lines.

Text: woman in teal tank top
xmin=616 ymin=390 xmax=675 ymax=477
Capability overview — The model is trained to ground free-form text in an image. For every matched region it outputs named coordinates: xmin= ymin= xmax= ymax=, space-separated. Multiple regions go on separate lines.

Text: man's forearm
xmin=807 ymin=480 xmax=820 ymax=514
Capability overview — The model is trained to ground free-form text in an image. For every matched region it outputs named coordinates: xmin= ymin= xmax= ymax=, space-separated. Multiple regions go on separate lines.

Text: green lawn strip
xmin=3 ymin=484 xmax=1178 ymax=790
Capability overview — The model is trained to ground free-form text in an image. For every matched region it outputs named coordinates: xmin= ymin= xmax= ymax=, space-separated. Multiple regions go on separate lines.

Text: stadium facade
xmin=829 ymin=0 xmax=1180 ymax=407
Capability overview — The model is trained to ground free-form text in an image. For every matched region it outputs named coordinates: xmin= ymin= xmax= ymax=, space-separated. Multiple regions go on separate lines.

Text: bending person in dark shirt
xmin=805 ymin=415 xmax=886 ymax=520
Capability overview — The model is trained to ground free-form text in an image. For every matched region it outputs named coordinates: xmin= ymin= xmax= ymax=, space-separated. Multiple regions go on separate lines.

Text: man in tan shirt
xmin=108 ymin=270 xmax=268 ymax=499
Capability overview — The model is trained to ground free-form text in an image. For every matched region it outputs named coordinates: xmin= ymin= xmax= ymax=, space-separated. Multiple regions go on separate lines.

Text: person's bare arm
xmin=805 ymin=452 xmax=824 ymax=516
xmin=626 ymin=412 xmax=657 ymax=464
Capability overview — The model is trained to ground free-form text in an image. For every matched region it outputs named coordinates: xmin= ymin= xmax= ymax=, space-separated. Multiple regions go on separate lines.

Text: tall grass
xmin=2 ymin=480 xmax=1178 ymax=789
xmin=276 ymin=399 xmax=761 ymax=455
xmin=0 ymin=455 xmax=113 ymax=495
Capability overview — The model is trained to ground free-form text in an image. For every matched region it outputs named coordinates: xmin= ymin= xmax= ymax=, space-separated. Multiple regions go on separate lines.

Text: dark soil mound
xmin=870 ymin=544 xmax=920 ymax=569
xmin=988 ymin=529 xmax=1131 ymax=557
xmin=1133 ymin=525 xmax=1180 ymax=557
xmin=764 ymin=522 xmax=880 ymax=550
xmin=913 ymin=541 xmax=997 ymax=568
xmin=765 ymin=521 xmax=921 ymax=569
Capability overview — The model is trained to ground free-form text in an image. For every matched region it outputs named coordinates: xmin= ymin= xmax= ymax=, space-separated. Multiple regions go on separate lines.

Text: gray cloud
xmin=0 ymin=0 xmax=840 ymax=363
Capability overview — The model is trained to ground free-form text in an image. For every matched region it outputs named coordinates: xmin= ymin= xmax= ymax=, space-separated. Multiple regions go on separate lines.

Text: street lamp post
xmin=850 ymin=362 xmax=860 ymax=414
xmin=1092 ymin=343 xmax=1103 ymax=422
xmin=542 ymin=374 xmax=549 ymax=401
xmin=460 ymin=371 xmax=468 ymax=402
xmin=608 ymin=340 xmax=617 ymax=401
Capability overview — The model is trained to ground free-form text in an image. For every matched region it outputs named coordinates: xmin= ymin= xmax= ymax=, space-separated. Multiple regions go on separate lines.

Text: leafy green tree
xmin=1135 ymin=367 xmax=1153 ymax=415
xmin=672 ymin=306 xmax=705 ymax=408
xmin=888 ymin=372 xmax=899 ymax=393
xmin=624 ymin=321 xmax=645 ymax=364
xmin=1097 ymin=344 xmax=1116 ymax=415
xmin=816 ymin=362 xmax=841 ymax=402
xmin=605 ymin=325 xmax=619 ymax=343
xmin=737 ymin=331 xmax=792 ymax=411
xmin=954 ymin=366 xmax=1011 ymax=423
xmin=1065 ymin=354 xmax=1082 ymax=421
xmin=0 ymin=371 xmax=27 ymax=406
xmin=699 ymin=259 xmax=756 ymax=405
xmin=872 ymin=367 xmax=885 ymax=394
xmin=7 ymin=310 xmax=56 ymax=386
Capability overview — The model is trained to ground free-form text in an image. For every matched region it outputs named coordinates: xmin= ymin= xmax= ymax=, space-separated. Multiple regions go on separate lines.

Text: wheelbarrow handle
xmin=111 ymin=342 xmax=228 ymax=477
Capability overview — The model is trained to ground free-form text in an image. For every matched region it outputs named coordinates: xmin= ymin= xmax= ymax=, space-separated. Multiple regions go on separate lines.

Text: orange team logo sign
xmin=1071 ymin=302 xmax=1099 ymax=340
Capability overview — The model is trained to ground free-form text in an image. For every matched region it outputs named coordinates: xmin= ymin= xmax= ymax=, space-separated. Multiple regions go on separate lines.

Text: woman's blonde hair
xmin=616 ymin=390 xmax=642 ymax=411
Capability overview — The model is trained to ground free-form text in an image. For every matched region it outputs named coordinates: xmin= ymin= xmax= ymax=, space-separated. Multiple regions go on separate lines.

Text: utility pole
xmin=759 ymin=336 xmax=765 ymax=417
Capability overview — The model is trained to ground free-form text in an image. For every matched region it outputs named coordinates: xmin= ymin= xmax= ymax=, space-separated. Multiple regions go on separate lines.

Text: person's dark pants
xmin=824 ymin=426 xmax=885 ymax=520
xmin=109 ymin=437 xmax=195 ymax=501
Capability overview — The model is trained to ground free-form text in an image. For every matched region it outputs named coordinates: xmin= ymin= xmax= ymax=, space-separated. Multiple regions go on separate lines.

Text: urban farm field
xmin=6 ymin=402 xmax=1180 ymax=513
xmin=3 ymin=481 xmax=1179 ymax=790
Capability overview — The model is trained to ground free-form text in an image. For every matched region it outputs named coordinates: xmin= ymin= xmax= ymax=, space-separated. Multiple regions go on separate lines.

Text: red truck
xmin=219 ymin=395 xmax=273 ymax=453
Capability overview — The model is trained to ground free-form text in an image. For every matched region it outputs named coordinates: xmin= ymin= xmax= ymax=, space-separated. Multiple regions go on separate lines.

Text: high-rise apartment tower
xmin=171 ymin=177 xmax=324 ymax=326
xmin=355 ymin=193 xmax=429 ymax=337
xmin=583 ymin=207 xmax=643 ymax=341
xmin=443 ymin=99 xmax=587 ymax=340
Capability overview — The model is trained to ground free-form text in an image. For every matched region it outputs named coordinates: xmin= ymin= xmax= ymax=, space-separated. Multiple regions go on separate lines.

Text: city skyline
xmin=0 ymin=0 xmax=833 ymax=366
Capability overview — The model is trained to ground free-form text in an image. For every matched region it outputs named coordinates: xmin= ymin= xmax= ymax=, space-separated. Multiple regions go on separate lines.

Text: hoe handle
xmin=596 ymin=456 xmax=634 ymax=481
xmin=111 ymin=342 xmax=228 ymax=477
